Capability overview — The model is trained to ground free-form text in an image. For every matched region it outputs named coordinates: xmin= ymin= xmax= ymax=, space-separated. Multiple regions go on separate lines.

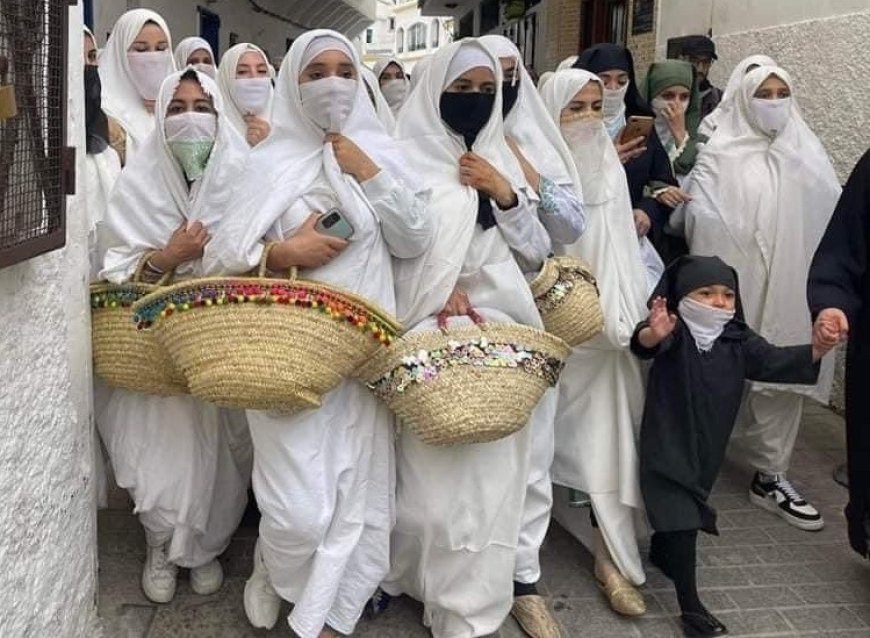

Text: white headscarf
xmin=698 ymin=54 xmax=775 ymax=138
xmin=216 ymin=43 xmax=275 ymax=140
xmin=361 ymin=65 xmax=397 ymax=133
xmin=478 ymin=35 xmax=581 ymax=198
xmin=99 ymin=9 xmax=176 ymax=159
xmin=392 ymin=40 xmax=528 ymax=326
xmin=678 ymin=65 xmax=840 ymax=400
xmin=540 ymin=69 xmax=648 ymax=348
xmin=556 ymin=55 xmax=579 ymax=72
xmin=174 ymin=36 xmax=214 ymax=71
xmin=100 ymin=68 xmax=249 ymax=282
xmin=203 ymin=29 xmax=418 ymax=276
xmin=372 ymin=57 xmax=411 ymax=115
xmin=409 ymin=55 xmax=432 ymax=90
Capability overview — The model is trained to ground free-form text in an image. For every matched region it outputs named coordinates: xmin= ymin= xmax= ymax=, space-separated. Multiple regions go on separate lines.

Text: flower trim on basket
xmin=533 ymin=267 xmax=598 ymax=314
xmin=91 ymin=287 xmax=150 ymax=309
xmin=132 ymin=281 xmax=398 ymax=344
xmin=368 ymin=336 xmax=565 ymax=401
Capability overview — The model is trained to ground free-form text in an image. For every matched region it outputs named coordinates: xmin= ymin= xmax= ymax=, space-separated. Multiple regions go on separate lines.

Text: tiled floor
xmin=98 ymin=401 xmax=870 ymax=637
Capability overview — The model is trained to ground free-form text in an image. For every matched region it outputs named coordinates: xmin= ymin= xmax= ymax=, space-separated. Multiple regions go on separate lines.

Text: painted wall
xmin=0 ymin=6 xmax=100 ymax=637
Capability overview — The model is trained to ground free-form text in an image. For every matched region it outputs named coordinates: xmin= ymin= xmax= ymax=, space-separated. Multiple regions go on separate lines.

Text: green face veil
xmin=164 ymin=111 xmax=216 ymax=180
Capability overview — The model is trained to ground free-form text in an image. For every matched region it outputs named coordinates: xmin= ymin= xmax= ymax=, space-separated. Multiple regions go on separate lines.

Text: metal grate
xmin=0 ymin=0 xmax=71 ymax=269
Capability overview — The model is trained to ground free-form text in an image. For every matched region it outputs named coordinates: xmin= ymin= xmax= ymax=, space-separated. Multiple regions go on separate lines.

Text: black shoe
xmin=364 ymin=587 xmax=392 ymax=620
xmin=681 ymin=611 xmax=728 ymax=637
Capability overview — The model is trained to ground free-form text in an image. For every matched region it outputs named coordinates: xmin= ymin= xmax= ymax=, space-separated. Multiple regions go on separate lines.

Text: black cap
xmin=681 ymin=35 xmax=718 ymax=60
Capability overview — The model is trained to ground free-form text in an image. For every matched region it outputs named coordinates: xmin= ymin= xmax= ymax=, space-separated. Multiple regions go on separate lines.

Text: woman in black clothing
xmin=574 ymin=44 xmax=689 ymax=263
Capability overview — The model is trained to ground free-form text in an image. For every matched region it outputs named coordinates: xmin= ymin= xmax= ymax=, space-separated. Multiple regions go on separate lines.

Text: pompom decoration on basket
xmin=356 ymin=311 xmax=570 ymax=446
xmin=530 ymin=255 xmax=604 ymax=347
xmin=131 ymin=244 xmax=402 ymax=413
xmin=89 ymin=255 xmax=188 ymax=396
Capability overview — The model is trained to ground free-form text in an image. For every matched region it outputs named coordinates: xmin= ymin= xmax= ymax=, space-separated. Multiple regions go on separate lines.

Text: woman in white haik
xmin=99 ymin=9 xmax=176 ymax=165
xmin=478 ymin=34 xmax=585 ymax=638
xmin=540 ymin=68 xmax=651 ymax=617
xmin=216 ymin=43 xmax=275 ymax=147
xmin=674 ymin=66 xmax=840 ymax=533
xmin=99 ymin=68 xmax=252 ymax=604
xmin=360 ymin=65 xmax=397 ymax=133
xmin=381 ymin=41 xmax=552 ymax=638
xmin=174 ymin=36 xmax=217 ymax=79
xmin=697 ymin=54 xmax=775 ymax=139
xmin=202 ymin=30 xmax=431 ymax=638
xmin=373 ymin=57 xmax=411 ymax=115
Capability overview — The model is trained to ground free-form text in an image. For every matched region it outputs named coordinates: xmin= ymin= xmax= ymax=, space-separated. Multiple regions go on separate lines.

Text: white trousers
xmin=247 ymin=381 xmax=393 ymax=638
xmin=731 ymin=390 xmax=804 ymax=475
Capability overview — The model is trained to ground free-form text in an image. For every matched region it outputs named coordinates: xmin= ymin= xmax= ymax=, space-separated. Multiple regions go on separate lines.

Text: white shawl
xmin=99 ymin=9 xmax=176 ymax=160
xmin=100 ymin=68 xmax=249 ymax=282
xmin=361 ymin=65 xmax=397 ymax=133
xmin=174 ymin=36 xmax=213 ymax=69
xmin=698 ymin=54 xmax=775 ymax=139
xmin=679 ymin=65 xmax=841 ymax=400
xmin=216 ymin=43 xmax=275 ymax=141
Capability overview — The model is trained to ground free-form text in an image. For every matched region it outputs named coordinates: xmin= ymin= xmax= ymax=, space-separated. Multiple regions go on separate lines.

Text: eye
xmin=157 ymin=43 xmax=169 ymax=52
xmin=341 ymin=71 xmax=354 ymax=79
xmin=166 ymin=105 xmax=185 ymax=115
xmin=308 ymin=71 xmax=323 ymax=80
xmin=482 ymin=85 xmax=496 ymax=95
xmin=592 ymin=102 xmax=603 ymax=111
xmin=194 ymin=104 xmax=213 ymax=113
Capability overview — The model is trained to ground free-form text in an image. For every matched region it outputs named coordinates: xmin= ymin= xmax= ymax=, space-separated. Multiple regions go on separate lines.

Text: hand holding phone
xmin=314 ymin=208 xmax=355 ymax=240
xmin=619 ymin=115 xmax=655 ymax=145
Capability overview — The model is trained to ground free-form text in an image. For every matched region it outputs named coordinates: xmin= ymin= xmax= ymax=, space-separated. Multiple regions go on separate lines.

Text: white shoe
xmin=244 ymin=540 xmax=281 ymax=629
xmin=191 ymin=559 xmax=224 ymax=596
xmin=141 ymin=541 xmax=178 ymax=604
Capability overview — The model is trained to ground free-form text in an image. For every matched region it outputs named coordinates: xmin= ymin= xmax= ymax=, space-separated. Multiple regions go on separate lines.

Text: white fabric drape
xmin=675 ymin=65 xmax=840 ymax=402
xmin=216 ymin=43 xmax=275 ymax=140
xmin=540 ymin=69 xmax=651 ymax=585
xmin=174 ymin=36 xmax=213 ymax=69
xmin=361 ymin=65 xmax=397 ymax=133
xmin=698 ymin=54 xmax=775 ymax=139
xmin=99 ymin=9 xmax=176 ymax=161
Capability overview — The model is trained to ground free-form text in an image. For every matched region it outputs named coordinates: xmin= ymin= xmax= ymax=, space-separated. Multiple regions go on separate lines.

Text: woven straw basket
xmin=131 ymin=248 xmax=402 ymax=413
xmin=357 ymin=322 xmax=570 ymax=446
xmin=90 ymin=258 xmax=188 ymax=396
xmin=530 ymin=256 xmax=604 ymax=347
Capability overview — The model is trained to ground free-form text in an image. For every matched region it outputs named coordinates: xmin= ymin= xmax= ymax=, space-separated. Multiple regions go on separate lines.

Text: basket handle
xmin=259 ymin=242 xmax=299 ymax=281
xmin=133 ymin=251 xmax=174 ymax=286
xmin=436 ymin=306 xmax=486 ymax=333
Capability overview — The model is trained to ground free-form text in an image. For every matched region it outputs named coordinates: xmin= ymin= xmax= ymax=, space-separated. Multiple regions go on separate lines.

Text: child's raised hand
xmin=647 ymin=296 xmax=678 ymax=341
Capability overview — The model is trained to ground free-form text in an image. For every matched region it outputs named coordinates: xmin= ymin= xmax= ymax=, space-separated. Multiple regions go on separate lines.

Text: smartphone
xmin=314 ymin=208 xmax=354 ymax=240
xmin=619 ymin=115 xmax=655 ymax=144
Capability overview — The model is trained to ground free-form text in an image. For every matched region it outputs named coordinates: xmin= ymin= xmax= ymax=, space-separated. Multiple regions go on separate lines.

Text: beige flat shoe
xmin=596 ymin=571 xmax=646 ymax=617
xmin=511 ymin=594 xmax=562 ymax=638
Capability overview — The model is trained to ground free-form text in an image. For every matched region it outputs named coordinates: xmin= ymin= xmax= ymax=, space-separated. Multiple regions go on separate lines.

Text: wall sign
xmin=632 ymin=0 xmax=654 ymax=35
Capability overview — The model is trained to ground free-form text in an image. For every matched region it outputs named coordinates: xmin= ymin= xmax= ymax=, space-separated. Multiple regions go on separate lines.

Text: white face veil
xmin=173 ymin=36 xmax=215 ymax=75
xmin=99 ymin=10 xmax=176 ymax=156
xmin=216 ymin=43 xmax=275 ymax=140
xmin=100 ymin=68 xmax=249 ymax=282
xmin=372 ymin=57 xmax=410 ymax=115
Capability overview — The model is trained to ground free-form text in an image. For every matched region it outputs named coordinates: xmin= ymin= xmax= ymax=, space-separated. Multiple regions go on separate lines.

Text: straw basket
xmin=357 ymin=321 xmax=570 ymax=445
xmin=90 ymin=257 xmax=188 ymax=396
xmin=131 ymin=247 xmax=402 ymax=413
xmin=529 ymin=256 xmax=604 ymax=347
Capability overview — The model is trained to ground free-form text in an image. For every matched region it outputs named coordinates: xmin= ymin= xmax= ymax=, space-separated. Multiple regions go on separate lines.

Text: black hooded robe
xmin=632 ymin=257 xmax=819 ymax=534
xmin=808 ymin=149 xmax=870 ymax=557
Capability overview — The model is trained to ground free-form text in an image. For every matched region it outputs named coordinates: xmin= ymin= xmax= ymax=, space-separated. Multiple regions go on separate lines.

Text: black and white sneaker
xmin=749 ymin=472 xmax=824 ymax=531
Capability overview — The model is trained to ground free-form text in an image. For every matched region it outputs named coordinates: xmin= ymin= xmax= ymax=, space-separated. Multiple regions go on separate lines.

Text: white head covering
xmin=174 ymin=36 xmax=214 ymax=69
xmin=409 ymin=55 xmax=433 ymax=90
xmin=556 ymin=55 xmax=579 ymax=72
xmin=360 ymin=65 xmax=397 ymax=133
xmin=216 ymin=43 xmax=275 ymax=139
xmin=100 ymin=68 xmax=249 ymax=282
xmin=99 ymin=9 xmax=175 ymax=159
xmin=678 ymin=65 xmax=840 ymax=399
xmin=478 ymin=35 xmax=581 ymax=198
xmin=204 ymin=29 xmax=417 ymax=276
xmin=537 ymin=71 xmax=554 ymax=89
xmin=540 ymin=68 xmax=648 ymax=348
xmin=392 ymin=40 xmax=528 ymax=326
xmin=699 ymin=54 xmax=775 ymax=138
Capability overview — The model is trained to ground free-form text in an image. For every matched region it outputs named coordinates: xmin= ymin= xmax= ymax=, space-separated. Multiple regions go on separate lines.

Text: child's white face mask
xmin=678 ymin=296 xmax=735 ymax=352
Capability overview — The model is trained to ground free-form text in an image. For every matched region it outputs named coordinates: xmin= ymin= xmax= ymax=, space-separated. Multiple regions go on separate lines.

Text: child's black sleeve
xmin=743 ymin=329 xmax=820 ymax=384
xmin=630 ymin=320 xmax=675 ymax=359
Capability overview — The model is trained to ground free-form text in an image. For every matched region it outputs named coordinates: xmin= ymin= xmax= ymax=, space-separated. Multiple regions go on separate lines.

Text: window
xmin=458 ymin=11 xmax=474 ymax=38
xmin=0 ymin=0 xmax=72 ymax=268
xmin=365 ymin=28 xmax=373 ymax=44
xmin=389 ymin=17 xmax=396 ymax=31
xmin=580 ymin=0 xmax=627 ymax=51
xmin=396 ymin=27 xmax=404 ymax=53
xmin=431 ymin=21 xmax=440 ymax=47
xmin=480 ymin=0 xmax=500 ymax=34
xmin=408 ymin=23 xmax=426 ymax=52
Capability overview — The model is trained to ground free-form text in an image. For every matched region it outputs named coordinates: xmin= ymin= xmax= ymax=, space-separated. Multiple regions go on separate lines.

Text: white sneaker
xmin=750 ymin=472 xmax=825 ymax=531
xmin=190 ymin=559 xmax=224 ymax=596
xmin=141 ymin=541 xmax=178 ymax=603
xmin=244 ymin=540 xmax=281 ymax=629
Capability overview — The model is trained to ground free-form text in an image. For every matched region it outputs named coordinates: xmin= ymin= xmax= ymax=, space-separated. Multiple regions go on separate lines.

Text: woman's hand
xmin=244 ymin=115 xmax=271 ymax=147
xmin=506 ymin=137 xmax=541 ymax=194
xmin=440 ymin=286 xmax=472 ymax=318
xmin=615 ymin=134 xmax=646 ymax=164
xmin=638 ymin=296 xmax=677 ymax=349
xmin=326 ymin=133 xmax=380 ymax=182
xmin=659 ymin=101 xmax=688 ymax=145
xmin=655 ymin=185 xmax=692 ymax=208
xmin=150 ymin=220 xmax=210 ymax=271
xmin=633 ymin=208 xmax=651 ymax=237
xmin=812 ymin=308 xmax=849 ymax=362
xmin=459 ymin=152 xmax=516 ymax=208
xmin=267 ymin=213 xmax=349 ymax=271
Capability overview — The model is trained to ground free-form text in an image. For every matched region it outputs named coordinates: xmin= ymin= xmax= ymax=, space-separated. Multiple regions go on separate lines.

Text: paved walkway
xmin=98 ymin=401 xmax=870 ymax=637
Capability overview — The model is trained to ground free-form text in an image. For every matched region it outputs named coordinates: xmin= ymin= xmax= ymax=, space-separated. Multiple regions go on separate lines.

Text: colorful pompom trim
xmin=533 ymin=267 xmax=599 ymax=314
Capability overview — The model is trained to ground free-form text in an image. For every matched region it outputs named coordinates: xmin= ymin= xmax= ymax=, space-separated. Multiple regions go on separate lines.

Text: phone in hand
xmin=314 ymin=208 xmax=354 ymax=240
xmin=619 ymin=115 xmax=655 ymax=145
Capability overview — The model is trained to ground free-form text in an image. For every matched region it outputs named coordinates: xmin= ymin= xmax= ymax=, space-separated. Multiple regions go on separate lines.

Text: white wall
xmin=0 ymin=6 xmax=100 ymax=637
